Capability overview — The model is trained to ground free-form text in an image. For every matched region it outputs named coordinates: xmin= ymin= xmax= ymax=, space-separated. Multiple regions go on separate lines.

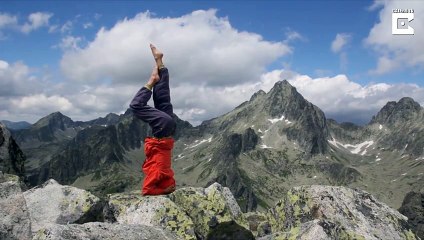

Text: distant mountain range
xmin=1 ymin=120 xmax=31 ymax=130
xmin=4 ymin=80 xmax=424 ymax=212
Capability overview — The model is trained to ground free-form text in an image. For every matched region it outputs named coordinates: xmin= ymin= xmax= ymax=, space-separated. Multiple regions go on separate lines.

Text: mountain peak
xmin=370 ymin=97 xmax=422 ymax=125
xmin=33 ymin=112 xmax=74 ymax=129
xmin=398 ymin=97 xmax=421 ymax=108
xmin=272 ymin=79 xmax=292 ymax=89
xmin=249 ymin=89 xmax=266 ymax=101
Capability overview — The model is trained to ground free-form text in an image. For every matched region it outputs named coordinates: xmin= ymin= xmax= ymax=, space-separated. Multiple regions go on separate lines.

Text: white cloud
xmin=10 ymin=94 xmax=73 ymax=113
xmin=0 ymin=12 xmax=18 ymax=28
xmin=0 ymin=60 xmax=8 ymax=69
xmin=21 ymin=12 xmax=53 ymax=34
xmin=48 ymin=25 xmax=59 ymax=33
xmin=60 ymin=9 xmax=291 ymax=87
xmin=365 ymin=0 xmax=424 ymax=74
xmin=56 ymin=10 xmax=293 ymax=124
xmin=94 ymin=13 xmax=102 ymax=21
xmin=284 ymin=30 xmax=305 ymax=44
xmin=2 ymin=9 xmax=423 ymax=127
xmin=164 ymin=68 xmax=424 ymax=125
xmin=0 ymin=12 xmax=18 ymax=39
xmin=0 ymin=60 xmax=44 ymax=97
xmin=83 ymin=22 xmax=93 ymax=29
xmin=55 ymin=36 xmax=82 ymax=51
xmin=259 ymin=69 xmax=424 ymax=124
xmin=331 ymin=33 xmax=351 ymax=53
xmin=331 ymin=33 xmax=351 ymax=70
xmin=60 ymin=20 xmax=73 ymax=34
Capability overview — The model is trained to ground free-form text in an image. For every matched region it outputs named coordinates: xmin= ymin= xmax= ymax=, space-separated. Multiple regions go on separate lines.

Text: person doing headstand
xmin=129 ymin=44 xmax=176 ymax=195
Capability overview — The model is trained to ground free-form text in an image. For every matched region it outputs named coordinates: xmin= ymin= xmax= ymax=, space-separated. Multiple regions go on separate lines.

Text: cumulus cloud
xmin=156 ymin=67 xmax=424 ymax=125
xmin=60 ymin=9 xmax=291 ymax=87
xmin=0 ymin=59 xmax=73 ymax=122
xmin=0 ymin=60 xmax=45 ymax=97
xmin=53 ymin=9 xmax=293 ymax=124
xmin=21 ymin=12 xmax=53 ymax=34
xmin=0 ymin=12 xmax=18 ymax=39
xmin=10 ymin=94 xmax=73 ymax=113
xmin=2 ymin=9 xmax=423 ymax=127
xmin=331 ymin=33 xmax=351 ymax=53
xmin=365 ymin=0 xmax=424 ymax=74
xmin=0 ymin=12 xmax=18 ymax=29
xmin=259 ymin=69 xmax=424 ymax=124
xmin=0 ymin=12 xmax=53 ymax=36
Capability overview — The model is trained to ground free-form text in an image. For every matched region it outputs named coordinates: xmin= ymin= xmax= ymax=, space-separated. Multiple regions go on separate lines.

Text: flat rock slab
xmin=33 ymin=222 xmax=178 ymax=240
xmin=23 ymin=179 xmax=102 ymax=235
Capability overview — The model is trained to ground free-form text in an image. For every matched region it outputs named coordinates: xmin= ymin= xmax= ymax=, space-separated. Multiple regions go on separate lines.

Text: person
xmin=129 ymin=44 xmax=177 ymax=195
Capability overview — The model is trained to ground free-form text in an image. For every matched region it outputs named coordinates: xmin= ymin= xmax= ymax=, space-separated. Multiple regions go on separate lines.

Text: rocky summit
xmin=0 ymin=174 xmax=420 ymax=239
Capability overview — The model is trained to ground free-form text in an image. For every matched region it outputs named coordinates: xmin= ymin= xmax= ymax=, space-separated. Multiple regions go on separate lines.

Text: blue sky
xmin=0 ymin=0 xmax=423 ymax=125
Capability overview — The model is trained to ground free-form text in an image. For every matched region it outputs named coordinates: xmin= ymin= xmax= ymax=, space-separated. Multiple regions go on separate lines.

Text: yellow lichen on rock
xmin=107 ymin=192 xmax=196 ymax=240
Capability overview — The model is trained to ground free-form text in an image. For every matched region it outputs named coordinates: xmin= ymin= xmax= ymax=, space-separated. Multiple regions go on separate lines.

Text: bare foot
xmin=147 ymin=66 xmax=160 ymax=86
xmin=150 ymin=43 xmax=163 ymax=60
xmin=163 ymin=185 xmax=176 ymax=194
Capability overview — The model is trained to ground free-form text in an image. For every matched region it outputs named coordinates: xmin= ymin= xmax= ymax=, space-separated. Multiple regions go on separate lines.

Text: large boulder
xmin=169 ymin=182 xmax=250 ymax=239
xmin=33 ymin=222 xmax=178 ymax=240
xmin=0 ymin=172 xmax=31 ymax=240
xmin=399 ymin=191 xmax=424 ymax=239
xmin=23 ymin=179 xmax=103 ymax=235
xmin=105 ymin=192 xmax=196 ymax=240
xmin=266 ymin=185 xmax=418 ymax=240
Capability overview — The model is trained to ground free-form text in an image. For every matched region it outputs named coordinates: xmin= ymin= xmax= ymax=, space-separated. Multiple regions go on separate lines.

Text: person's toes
xmin=149 ymin=43 xmax=163 ymax=59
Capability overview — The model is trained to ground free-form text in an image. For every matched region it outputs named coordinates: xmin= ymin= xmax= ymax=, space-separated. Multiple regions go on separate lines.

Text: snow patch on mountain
xmin=185 ymin=137 xmax=213 ymax=149
xmin=329 ymin=138 xmax=374 ymax=156
xmin=260 ymin=144 xmax=273 ymax=149
xmin=268 ymin=115 xmax=292 ymax=124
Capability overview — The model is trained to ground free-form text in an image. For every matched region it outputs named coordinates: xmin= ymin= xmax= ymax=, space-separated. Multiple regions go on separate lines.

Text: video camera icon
xmin=392 ymin=12 xmax=414 ymax=35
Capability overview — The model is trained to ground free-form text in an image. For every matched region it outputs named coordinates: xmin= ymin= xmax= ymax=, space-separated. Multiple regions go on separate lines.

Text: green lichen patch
xmin=107 ymin=192 xmax=196 ymax=240
xmin=266 ymin=185 xmax=419 ymax=240
xmin=169 ymin=184 xmax=248 ymax=239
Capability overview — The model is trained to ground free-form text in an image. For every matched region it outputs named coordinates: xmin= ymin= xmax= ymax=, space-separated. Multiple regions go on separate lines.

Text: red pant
xmin=141 ymin=137 xmax=175 ymax=195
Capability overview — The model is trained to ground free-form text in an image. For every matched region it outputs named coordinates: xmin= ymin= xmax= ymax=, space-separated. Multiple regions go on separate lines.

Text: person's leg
xmin=150 ymin=44 xmax=174 ymax=117
xmin=130 ymin=67 xmax=174 ymax=137
xmin=153 ymin=68 xmax=173 ymax=117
